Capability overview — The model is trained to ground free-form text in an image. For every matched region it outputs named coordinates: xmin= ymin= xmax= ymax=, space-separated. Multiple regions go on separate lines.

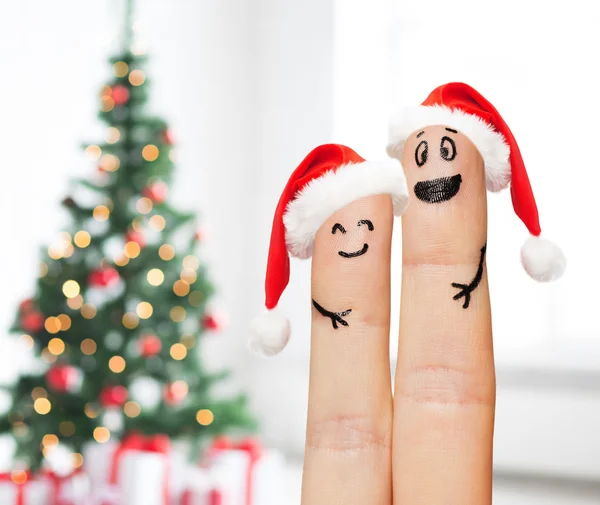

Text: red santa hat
xmin=387 ymin=82 xmax=566 ymax=283
xmin=249 ymin=143 xmax=409 ymax=356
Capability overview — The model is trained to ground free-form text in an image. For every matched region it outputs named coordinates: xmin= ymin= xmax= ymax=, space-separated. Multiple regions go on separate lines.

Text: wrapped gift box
xmin=83 ymin=433 xmax=170 ymax=505
xmin=179 ymin=466 xmax=224 ymax=505
xmin=185 ymin=438 xmax=285 ymax=505
xmin=56 ymin=470 xmax=90 ymax=505
xmin=0 ymin=472 xmax=59 ymax=505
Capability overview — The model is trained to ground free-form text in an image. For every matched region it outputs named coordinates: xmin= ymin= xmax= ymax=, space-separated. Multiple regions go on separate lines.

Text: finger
xmin=392 ymin=126 xmax=495 ymax=505
xmin=301 ymin=194 xmax=393 ymax=505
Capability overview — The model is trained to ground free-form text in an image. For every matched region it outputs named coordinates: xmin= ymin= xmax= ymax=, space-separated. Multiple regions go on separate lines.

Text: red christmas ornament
xmin=88 ymin=266 xmax=120 ymax=288
xmin=125 ymin=230 xmax=145 ymax=248
xmin=202 ymin=312 xmax=226 ymax=332
xmin=99 ymin=385 xmax=128 ymax=407
xmin=142 ymin=182 xmax=168 ymax=204
xmin=46 ymin=365 xmax=80 ymax=393
xmin=19 ymin=298 xmax=34 ymax=312
xmin=162 ymin=129 xmax=174 ymax=145
xmin=111 ymin=85 xmax=130 ymax=106
xmin=194 ymin=228 xmax=206 ymax=242
xmin=21 ymin=311 xmax=45 ymax=333
xmin=139 ymin=334 xmax=162 ymax=357
xmin=163 ymin=382 xmax=188 ymax=405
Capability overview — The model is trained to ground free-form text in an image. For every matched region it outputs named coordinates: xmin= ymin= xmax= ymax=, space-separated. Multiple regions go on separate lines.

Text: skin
xmin=301 ymin=125 xmax=495 ymax=505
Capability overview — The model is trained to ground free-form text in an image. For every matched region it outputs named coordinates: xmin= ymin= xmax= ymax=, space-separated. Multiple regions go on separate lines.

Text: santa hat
xmin=249 ymin=143 xmax=409 ymax=356
xmin=387 ymin=82 xmax=566 ymax=283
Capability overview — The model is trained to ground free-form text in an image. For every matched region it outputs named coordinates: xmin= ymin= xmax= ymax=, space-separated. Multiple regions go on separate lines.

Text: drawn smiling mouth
xmin=414 ymin=174 xmax=462 ymax=203
xmin=338 ymin=243 xmax=369 ymax=258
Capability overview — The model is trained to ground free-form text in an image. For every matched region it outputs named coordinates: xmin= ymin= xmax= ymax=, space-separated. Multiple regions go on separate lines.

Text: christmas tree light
xmin=1 ymin=0 xmax=255 ymax=472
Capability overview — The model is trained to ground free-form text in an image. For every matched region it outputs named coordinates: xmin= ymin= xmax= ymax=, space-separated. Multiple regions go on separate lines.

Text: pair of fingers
xmin=301 ymin=152 xmax=494 ymax=503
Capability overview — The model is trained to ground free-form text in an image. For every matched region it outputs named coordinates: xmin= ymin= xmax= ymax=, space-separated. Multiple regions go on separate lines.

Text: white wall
xmin=242 ymin=0 xmax=335 ymax=451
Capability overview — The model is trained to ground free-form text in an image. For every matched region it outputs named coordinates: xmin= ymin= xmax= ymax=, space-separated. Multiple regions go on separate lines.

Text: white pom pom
xmin=521 ymin=236 xmax=566 ymax=282
xmin=248 ymin=309 xmax=291 ymax=357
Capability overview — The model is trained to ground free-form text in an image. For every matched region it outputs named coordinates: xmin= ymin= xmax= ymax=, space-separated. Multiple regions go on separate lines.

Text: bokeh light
xmin=41 ymin=349 xmax=57 ymax=364
xmin=113 ymin=61 xmax=129 ymax=77
xmin=34 ymin=398 xmax=51 ymax=415
xmin=147 ymin=268 xmax=165 ymax=286
xmin=62 ymin=280 xmax=81 ymax=298
xmin=170 ymin=343 xmax=187 ymax=360
xmin=85 ymin=145 xmax=102 ymax=160
xmin=183 ymin=256 xmax=200 ymax=270
xmin=122 ymin=312 xmax=139 ymax=329
xmin=93 ymin=427 xmax=110 ymax=443
xmin=11 ymin=471 xmax=28 ymax=485
xmin=196 ymin=409 xmax=214 ymax=426
xmin=170 ymin=306 xmax=186 ymax=322
xmin=106 ymin=127 xmax=121 ymax=144
xmin=99 ymin=154 xmax=120 ymax=172
xmin=124 ymin=401 xmax=141 ymax=418
xmin=131 ymin=217 xmax=144 ymax=232
xmin=136 ymin=197 xmax=153 ymax=214
xmin=80 ymin=339 xmax=97 ymax=355
xmin=124 ymin=241 xmax=141 ymax=259
xmin=20 ymin=334 xmax=34 ymax=350
xmin=31 ymin=387 xmax=47 ymax=400
xmin=136 ymin=302 xmax=153 ymax=319
xmin=67 ymin=295 xmax=84 ymax=310
xmin=149 ymin=215 xmax=166 ymax=231
xmin=114 ymin=255 xmax=130 ymax=267
xmin=181 ymin=269 xmax=197 ymax=284
xmin=129 ymin=69 xmax=145 ymax=86
xmin=74 ymin=231 xmax=91 ymax=248
xmin=59 ymin=421 xmax=75 ymax=437
xmin=180 ymin=333 xmax=196 ymax=349
xmin=44 ymin=317 xmax=61 ymax=334
xmin=84 ymin=404 xmax=98 ymax=419
xmin=142 ymin=144 xmax=159 ymax=162
xmin=93 ymin=205 xmax=110 ymax=221
xmin=42 ymin=434 xmax=59 ymax=448
xmin=170 ymin=380 xmax=188 ymax=398
xmin=57 ymin=314 xmax=71 ymax=331
xmin=48 ymin=338 xmax=65 ymax=356
xmin=81 ymin=304 xmax=97 ymax=319
xmin=62 ymin=244 xmax=75 ymax=258
xmin=159 ymin=244 xmax=175 ymax=261
xmin=108 ymin=356 xmax=126 ymax=373
xmin=101 ymin=96 xmax=115 ymax=112
xmin=73 ymin=453 xmax=84 ymax=468
xmin=173 ymin=280 xmax=190 ymax=297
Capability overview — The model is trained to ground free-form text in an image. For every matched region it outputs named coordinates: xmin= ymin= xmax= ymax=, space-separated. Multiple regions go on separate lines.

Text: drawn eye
xmin=357 ymin=219 xmax=374 ymax=231
xmin=415 ymin=140 xmax=428 ymax=167
xmin=440 ymin=136 xmax=457 ymax=161
xmin=332 ymin=223 xmax=346 ymax=234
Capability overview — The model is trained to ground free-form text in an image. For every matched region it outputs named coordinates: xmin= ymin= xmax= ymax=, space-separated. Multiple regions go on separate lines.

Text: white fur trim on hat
xmin=387 ymin=105 xmax=511 ymax=192
xmin=521 ymin=235 xmax=566 ymax=282
xmin=248 ymin=308 xmax=291 ymax=356
xmin=283 ymin=159 xmax=408 ymax=259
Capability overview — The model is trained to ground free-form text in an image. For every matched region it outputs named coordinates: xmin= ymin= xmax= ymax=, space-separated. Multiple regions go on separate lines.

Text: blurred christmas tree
xmin=0 ymin=0 xmax=255 ymax=471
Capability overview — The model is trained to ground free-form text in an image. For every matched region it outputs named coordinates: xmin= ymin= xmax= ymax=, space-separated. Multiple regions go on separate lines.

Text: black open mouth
xmin=338 ymin=243 xmax=369 ymax=258
xmin=414 ymin=174 xmax=462 ymax=203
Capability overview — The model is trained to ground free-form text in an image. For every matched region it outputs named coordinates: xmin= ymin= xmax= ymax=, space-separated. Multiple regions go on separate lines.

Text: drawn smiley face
xmin=411 ymin=126 xmax=464 ymax=203
xmin=331 ymin=219 xmax=374 ymax=258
